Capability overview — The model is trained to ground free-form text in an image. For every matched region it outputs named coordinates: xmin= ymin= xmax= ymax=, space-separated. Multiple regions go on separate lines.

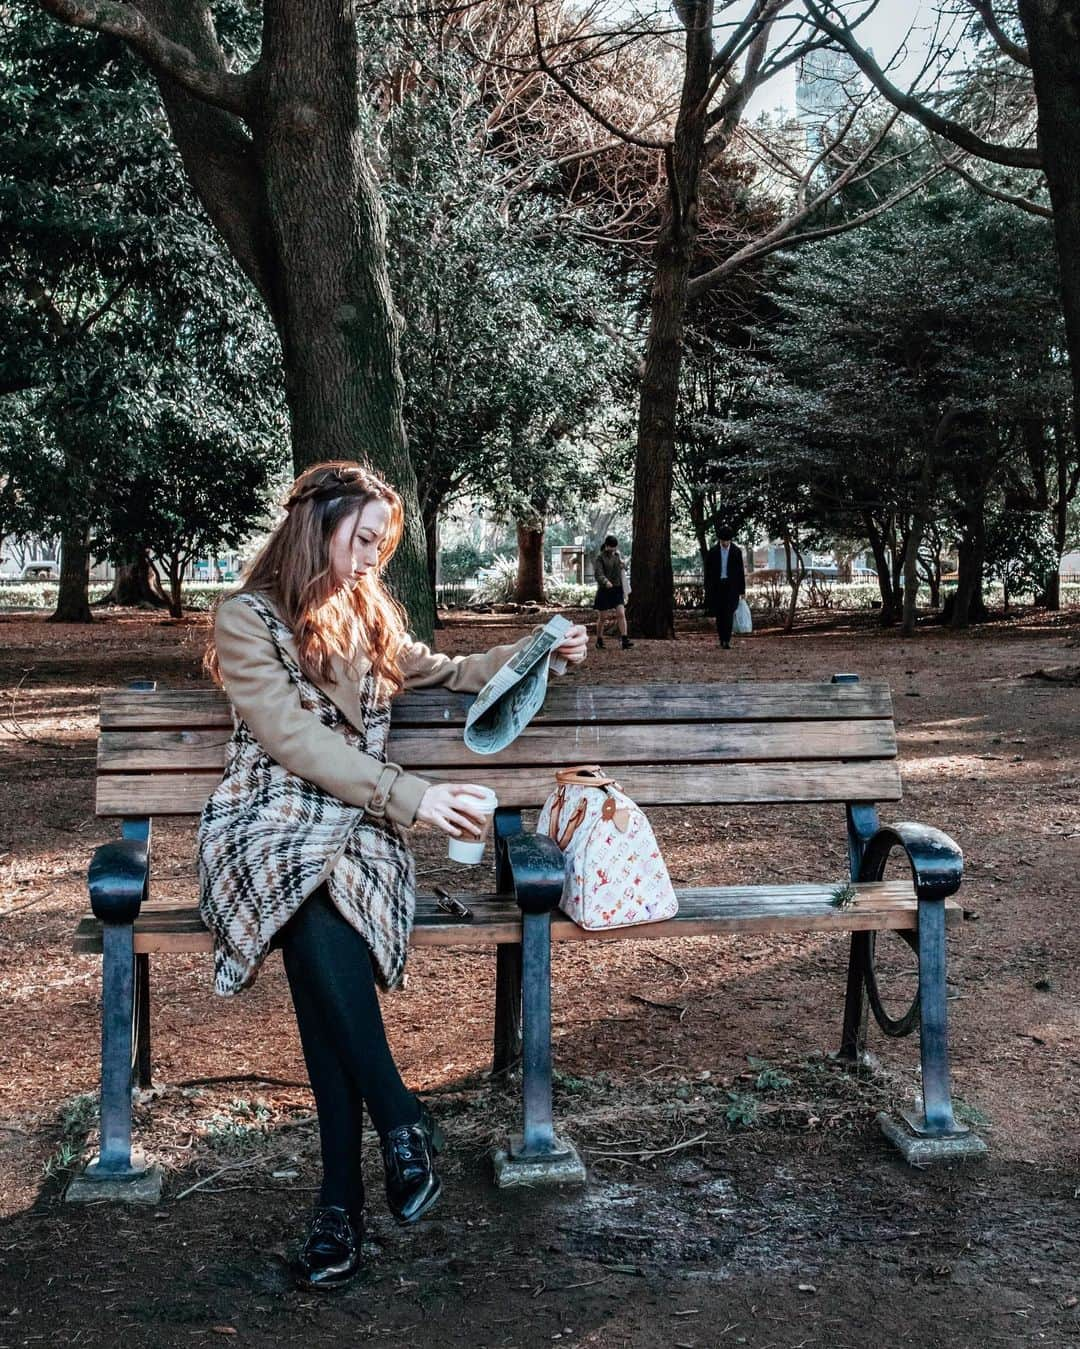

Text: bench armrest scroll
xmin=88 ymin=840 xmax=148 ymax=923
xmin=502 ymin=833 xmax=565 ymax=915
xmin=858 ymin=822 xmax=963 ymax=902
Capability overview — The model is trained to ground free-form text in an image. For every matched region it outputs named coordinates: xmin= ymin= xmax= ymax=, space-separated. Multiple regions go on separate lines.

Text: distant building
xmin=796 ymin=47 xmax=864 ymax=146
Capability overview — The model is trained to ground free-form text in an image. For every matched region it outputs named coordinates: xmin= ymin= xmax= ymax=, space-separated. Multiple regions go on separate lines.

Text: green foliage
xmin=200 ymin=1098 xmax=274 ymax=1156
xmin=363 ymin=23 xmax=629 ymax=533
xmin=0 ymin=581 xmax=229 ymax=610
xmin=0 ymin=11 xmax=285 ymax=609
xmin=747 ymin=1056 xmax=794 ymax=1092
xmin=985 ymin=510 xmax=1059 ymax=606
xmin=472 ymin=554 xmax=591 ymax=606
xmin=829 ymin=882 xmax=858 ymax=910
xmin=42 ymin=1092 xmax=98 ymax=1179
xmin=439 ymin=543 xmax=497 ymax=584
xmin=724 ymin=1091 xmax=760 ymax=1129
xmin=735 ymin=180 xmax=1074 ymax=614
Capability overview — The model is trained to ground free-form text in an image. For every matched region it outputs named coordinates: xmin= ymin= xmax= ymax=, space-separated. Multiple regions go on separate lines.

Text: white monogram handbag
xmin=537 ymin=766 xmax=679 ymax=930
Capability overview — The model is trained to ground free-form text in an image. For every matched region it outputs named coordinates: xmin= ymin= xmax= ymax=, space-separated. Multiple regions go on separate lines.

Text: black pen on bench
xmin=433 ymin=885 xmax=473 ymax=922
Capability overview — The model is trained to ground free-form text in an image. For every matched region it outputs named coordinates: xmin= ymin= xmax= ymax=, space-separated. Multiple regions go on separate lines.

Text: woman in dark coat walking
xmin=199 ymin=462 xmax=588 ymax=1290
xmin=592 ymin=534 xmax=633 ymax=650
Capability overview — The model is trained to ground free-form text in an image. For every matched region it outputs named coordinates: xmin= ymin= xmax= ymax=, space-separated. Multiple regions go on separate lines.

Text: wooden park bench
xmin=69 ymin=673 xmax=985 ymax=1202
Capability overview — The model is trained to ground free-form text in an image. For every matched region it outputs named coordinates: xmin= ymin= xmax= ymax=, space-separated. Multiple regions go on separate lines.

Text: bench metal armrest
xmin=502 ymin=832 xmax=565 ymax=915
xmin=858 ymin=822 xmax=963 ymax=902
xmin=88 ymin=840 xmax=148 ymax=923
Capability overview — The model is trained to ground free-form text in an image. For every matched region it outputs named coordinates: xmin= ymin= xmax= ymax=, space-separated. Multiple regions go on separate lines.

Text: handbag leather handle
xmin=555 ymin=764 xmax=615 ymax=787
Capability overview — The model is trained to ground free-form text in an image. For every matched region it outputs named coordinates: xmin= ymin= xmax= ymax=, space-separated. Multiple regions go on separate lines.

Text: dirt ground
xmin=1 ymin=603 xmax=1079 ymax=1349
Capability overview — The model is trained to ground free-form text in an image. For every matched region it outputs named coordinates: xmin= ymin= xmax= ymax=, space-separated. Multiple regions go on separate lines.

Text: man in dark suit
xmin=705 ymin=523 xmax=746 ymax=649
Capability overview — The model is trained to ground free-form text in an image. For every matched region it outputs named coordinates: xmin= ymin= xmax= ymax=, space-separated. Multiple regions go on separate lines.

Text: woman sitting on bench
xmin=198 ymin=461 xmax=587 ymax=1290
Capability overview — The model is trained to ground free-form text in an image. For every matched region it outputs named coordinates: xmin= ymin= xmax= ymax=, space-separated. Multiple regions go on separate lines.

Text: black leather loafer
xmin=294 ymin=1204 xmax=362 ymax=1290
xmin=381 ymin=1102 xmax=445 ymax=1225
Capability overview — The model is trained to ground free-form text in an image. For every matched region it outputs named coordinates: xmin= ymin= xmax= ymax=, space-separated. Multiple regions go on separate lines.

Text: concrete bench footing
xmin=65 ymin=1151 xmax=163 ymax=1204
xmin=877 ymin=1112 xmax=987 ymax=1165
xmin=492 ymin=1135 xmax=586 ymax=1188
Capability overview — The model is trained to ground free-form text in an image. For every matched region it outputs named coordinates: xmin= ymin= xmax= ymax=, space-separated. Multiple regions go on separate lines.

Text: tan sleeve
xmin=214 ymin=598 xmax=429 ymax=828
xmin=399 ymin=629 xmax=539 ymax=694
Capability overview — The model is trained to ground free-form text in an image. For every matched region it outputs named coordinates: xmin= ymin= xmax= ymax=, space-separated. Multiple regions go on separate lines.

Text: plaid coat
xmin=197 ymin=592 xmax=414 ymax=996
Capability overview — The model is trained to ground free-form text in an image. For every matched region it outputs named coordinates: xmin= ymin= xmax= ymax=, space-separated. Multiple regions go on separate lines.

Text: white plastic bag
xmin=733 ymin=597 xmax=753 ymax=635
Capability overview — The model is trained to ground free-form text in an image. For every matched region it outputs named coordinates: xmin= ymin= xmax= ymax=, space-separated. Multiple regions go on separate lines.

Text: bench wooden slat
xmin=97 ymin=718 xmax=898 ymax=774
xmin=96 ymin=757 xmax=903 ymax=816
xmin=71 ymin=880 xmax=957 ymax=954
xmin=99 ymin=680 xmax=894 ymax=732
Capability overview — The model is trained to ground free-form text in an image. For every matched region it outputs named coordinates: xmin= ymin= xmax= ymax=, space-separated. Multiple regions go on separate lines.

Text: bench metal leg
xmin=837 ymin=796 xmax=878 ymax=1064
xmin=877 ymin=899 xmax=987 ymax=1164
xmin=837 ymin=932 xmax=870 ymax=1063
xmin=66 ymin=924 xmax=162 ymax=1203
xmin=492 ymin=912 xmax=584 ymax=1187
xmin=134 ymin=952 xmax=153 ymax=1090
xmin=492 ymin=942 xmax=522 ymax=1077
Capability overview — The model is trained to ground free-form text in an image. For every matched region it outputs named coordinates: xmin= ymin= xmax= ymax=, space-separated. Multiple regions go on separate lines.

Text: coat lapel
xmin=264 ymin=603 xmax=373 ymax=732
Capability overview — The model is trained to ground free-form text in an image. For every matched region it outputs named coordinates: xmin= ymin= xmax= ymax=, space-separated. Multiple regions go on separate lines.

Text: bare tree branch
xmin=967 ymin=0 xmax=1030 ymax=68
xmin=36 ymin=0 xmax=251 ymax=117
xmin=687 ymin=135 xmax=956 ymax=300
xmin=704 ymin=2 xmax=782 ymax=158
xmin=530 ymin=5 xmax=668 ymax=151
xmin=76 ymin=274 xmax=137 ymax=335
xmin=948 ymin=158 xmax=1052 ymax=217
xmin=802 ymin=0 xmax=1041 ymax=170
xmin=23 ymin=280 xmax=70 ymax=338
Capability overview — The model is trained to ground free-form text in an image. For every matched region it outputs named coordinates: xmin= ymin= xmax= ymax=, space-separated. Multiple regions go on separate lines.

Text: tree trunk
xmin=166 ymin=556 xmax=184 ymax=619
xmin=901 ymin=519 xmax=922 ymax=637
xmin=626 ymin=1 xmax=713 ymax=641
xmin=95 ymin=548 xmax=171 ymax=608
xmin=952 ymin=532 xmax=988 ymax=628
xmin=514 ymin=521 xmax=546 ymax=604
xmin=688 ymin=492 xmax=710 ymax=574
xmin=891 ymin=522 xmax=907 ymax=613
xmin=782 ymin=533 xmax=804 ymax=634
xmin=56 ymin=0 xmax=436 ymax=641
xmin=49 ymin=524 xmax=93 ymax=624
xmin=864 ymin=514 xmax=897 ymax=624
xmin=422 ymin=499 xmax=445 ymax=629
xmin=256 ymin=1 xmax=432 ymax=636
xmin=1019 ymin=1 xmax=1080 ymax=461
xmin=929 ymin=550 xmax=942 ymax=609
xmin=422 ymin=502 xmax=439 ymax=594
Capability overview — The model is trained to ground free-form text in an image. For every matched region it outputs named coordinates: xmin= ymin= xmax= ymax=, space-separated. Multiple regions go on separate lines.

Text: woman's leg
xmin=282 ymin=951 xmax=367 ymax=1219
xmin=595 ymin=608 xmax=606 ymax=643
xmin=614 ymin=603 xmax=628 ymax=637
xmin=278 ymin=886 xmax=419 ymax=1138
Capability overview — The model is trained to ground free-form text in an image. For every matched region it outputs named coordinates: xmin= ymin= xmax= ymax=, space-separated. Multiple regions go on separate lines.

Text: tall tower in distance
xmin=796 ymin=46 xmax=864 ymax=144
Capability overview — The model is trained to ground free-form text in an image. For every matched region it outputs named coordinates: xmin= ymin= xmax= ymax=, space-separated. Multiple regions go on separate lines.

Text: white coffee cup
xmin=447 ymin=786 xmax=499 ymax=864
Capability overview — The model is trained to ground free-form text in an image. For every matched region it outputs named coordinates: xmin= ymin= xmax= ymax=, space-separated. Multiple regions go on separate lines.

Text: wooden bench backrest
xmin=95 ymin=679 xmax=900 ymax=817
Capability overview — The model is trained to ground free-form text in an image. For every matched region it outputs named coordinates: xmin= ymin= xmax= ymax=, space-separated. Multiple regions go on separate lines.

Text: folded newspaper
xmin=463 ymin=615 xmax=572 ymax=755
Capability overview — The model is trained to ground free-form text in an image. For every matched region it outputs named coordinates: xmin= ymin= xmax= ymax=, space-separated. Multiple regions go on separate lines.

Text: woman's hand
xmin=554 ymin=623 xmax=589 ymax=665
xmin=417 ymin=783 xmax=490 ymax=838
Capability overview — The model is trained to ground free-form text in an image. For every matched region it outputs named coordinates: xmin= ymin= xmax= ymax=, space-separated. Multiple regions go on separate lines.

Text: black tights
xmin=275 ymin=885 xmax=419 ymax=1218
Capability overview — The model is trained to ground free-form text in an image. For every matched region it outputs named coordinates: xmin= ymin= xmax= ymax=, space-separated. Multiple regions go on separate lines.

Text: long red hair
xmin=206 ymin=461 xmax=410 ymax=695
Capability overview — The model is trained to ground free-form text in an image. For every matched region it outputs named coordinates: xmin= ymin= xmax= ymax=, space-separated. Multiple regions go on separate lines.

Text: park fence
xmin=2 ymin=576 xmax=1078 ymax=614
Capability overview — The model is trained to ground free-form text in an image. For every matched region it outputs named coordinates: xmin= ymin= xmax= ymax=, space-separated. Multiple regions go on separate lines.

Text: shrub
xmin=0 ymin=580 xmax=231 ymax=612
xmin=473 ymin=555 xmax=591 ymax=606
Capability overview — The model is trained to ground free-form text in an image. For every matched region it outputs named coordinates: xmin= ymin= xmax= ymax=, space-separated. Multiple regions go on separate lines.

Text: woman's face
xmin=329 ymin=497 xmax=392 ymax=589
